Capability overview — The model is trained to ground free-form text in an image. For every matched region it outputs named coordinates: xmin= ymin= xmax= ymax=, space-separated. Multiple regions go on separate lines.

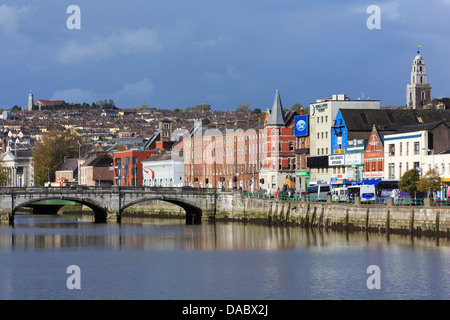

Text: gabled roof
xmin=393 ymin=121 xmax=447 ymax=134
xmin=266 ymin=88 xmax=285 ymax=126
xmin=56 ymin=158 xmax=78 ymax=171
xmin=81 ymin=153 xmax=113 ymax=167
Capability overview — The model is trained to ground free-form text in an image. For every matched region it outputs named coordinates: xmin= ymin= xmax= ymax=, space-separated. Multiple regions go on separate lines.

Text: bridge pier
xmin=0 ymin=212 xmax=13 ymax=225
xmin=106 ymin=211 xmax=121 ymax=223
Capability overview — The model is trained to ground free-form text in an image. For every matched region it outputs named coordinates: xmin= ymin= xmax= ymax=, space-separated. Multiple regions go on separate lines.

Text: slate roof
xmin=57 ymin=158 xmax=78 ymax=171
xmin=266 ymin=88 xmax=285 ymax=126
xmin=339 ymin=109 xmax=420 ymax=132
xmin=393 ymin=121 xmax=447 ymax=134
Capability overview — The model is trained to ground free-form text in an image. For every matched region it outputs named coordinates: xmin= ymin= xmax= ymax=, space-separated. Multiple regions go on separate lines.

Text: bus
xmin=347 ymin=185 xmax=376 ymax=202
xmin=376 ymin=180 xmax=399 ymax=198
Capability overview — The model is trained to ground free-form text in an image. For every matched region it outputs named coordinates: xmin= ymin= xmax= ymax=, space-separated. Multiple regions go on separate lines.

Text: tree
xmin=417 ymin=169 xmax=442 ymax=199
xmin=201 ymin=118 xmax=210 ymax=125
xmin=0 ymin=158 xmax=9 ymax=186
xmin=33 ymin=130 xmax=86 ymax=186
xmin=251 ymin=108 xmax=261 ymax=114
xmin=291 ymin=103 xmax=303 ymax=112
xmin=399 ymin=169 xmax=420 ymax=197
xmin=195 ymin=104 xmax=211 ymax=111
xmin=236 ymin=103 xmax=250 ymax=112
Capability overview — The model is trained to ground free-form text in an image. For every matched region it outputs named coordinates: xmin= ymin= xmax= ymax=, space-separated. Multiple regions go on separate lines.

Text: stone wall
xmin=220 ymin=197 xmax=450 ymax=238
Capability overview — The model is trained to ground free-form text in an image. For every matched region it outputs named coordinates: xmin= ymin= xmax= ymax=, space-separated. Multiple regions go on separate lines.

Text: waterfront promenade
xmin=0 ymin=186 xmax=449 ymax=238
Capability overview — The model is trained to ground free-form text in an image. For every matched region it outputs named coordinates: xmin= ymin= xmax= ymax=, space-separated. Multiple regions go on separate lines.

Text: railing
xmin=433 ymin=200 xmax=450 ymax=207
xmin=247 ymin=192 xmax=450 ymax=208
xmin=393 ymin=198 xmax=425 ymax=206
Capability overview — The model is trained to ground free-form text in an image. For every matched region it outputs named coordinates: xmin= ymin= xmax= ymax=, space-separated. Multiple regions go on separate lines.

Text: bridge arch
xmin=12 ymin=197 xmax=109 ymax=223
xmin=120 ymin=196 xmax=202 ymax=224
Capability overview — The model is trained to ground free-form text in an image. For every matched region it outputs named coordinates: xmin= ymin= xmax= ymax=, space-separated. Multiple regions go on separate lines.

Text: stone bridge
xmin=0 ymin=187 xmax=241 ymax=224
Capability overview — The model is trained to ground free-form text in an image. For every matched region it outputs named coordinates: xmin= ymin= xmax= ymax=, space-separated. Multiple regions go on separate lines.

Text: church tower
xmin=406 ymin=48 xmax=431 ymax=109
xmin=28 ymin=90 xmax=34 ymax=111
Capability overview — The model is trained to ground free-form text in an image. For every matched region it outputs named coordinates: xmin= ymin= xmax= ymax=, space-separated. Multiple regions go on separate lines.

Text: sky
xmin=1 ymin=0 xmax=450 ymax=111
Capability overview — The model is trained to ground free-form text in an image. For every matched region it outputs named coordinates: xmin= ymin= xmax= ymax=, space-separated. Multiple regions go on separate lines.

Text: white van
xmin=306 ymin=184 xmax=331 ymax=201
xmin=332 ymin=187 xmax=348 ymax=202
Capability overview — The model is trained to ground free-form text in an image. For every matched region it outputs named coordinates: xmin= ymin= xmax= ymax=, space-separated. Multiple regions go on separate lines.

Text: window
xmin=389 ymin=144 xmax=395 ymax=156
xmin=399 ymin=142 xmax=402 ymax=156
xmin=132 ymin=157 xmax=138 ymax=165
xmin=289 ymin=141 xmax=294 ymax=151
xmin=406 ymin=142 xmax=409 ymax=156
xmin=389 ymin=163 xmax=395 ymax=179
xmin=414 ymin=142 xmax=420 ymax=154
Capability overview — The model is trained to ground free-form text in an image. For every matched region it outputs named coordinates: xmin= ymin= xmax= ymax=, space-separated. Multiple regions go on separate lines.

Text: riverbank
xmin=55 ymin=198 xmax=450 ymax=239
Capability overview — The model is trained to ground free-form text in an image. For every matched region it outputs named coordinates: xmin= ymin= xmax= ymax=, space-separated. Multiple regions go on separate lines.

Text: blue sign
xmin=294 ymin=115 xmax=308 ymax=136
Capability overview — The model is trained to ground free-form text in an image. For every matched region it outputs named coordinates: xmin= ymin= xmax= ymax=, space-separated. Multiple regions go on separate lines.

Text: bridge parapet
xmin=0 ymin=187 xmax=240 ymax=224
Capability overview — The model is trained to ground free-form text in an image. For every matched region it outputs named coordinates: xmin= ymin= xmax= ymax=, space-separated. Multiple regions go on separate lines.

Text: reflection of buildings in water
xmin=1 ymin=215 xmax=448 ymax=252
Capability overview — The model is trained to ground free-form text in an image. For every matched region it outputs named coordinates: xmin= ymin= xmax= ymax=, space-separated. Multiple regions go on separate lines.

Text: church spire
xmin=266 ymin=88 xmax=285 ymax=126
xmin=406 ymin=47 xmax=431 ymax=109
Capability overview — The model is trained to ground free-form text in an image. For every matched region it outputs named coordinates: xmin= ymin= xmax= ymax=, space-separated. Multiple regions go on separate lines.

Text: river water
xmin=0 ymin=213 xmax=448 ymax=300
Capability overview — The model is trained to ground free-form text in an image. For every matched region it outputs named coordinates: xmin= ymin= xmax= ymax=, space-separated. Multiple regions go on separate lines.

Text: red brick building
xmin=259 ymin=89 xmax=298 ymax=193
xmin=363 ymin=124 xmax=385 ymax=180
xmin=113 ymin=132 xmax=176 ymax=186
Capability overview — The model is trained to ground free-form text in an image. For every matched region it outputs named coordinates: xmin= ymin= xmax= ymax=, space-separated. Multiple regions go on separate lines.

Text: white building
xmin=383 ymin=122 xmax=450 ymax=182
xmin=142 ymin=153 xmax=184 ymax=187
xmin=307 ymin=94 xmax=380 ymax=183
xmin=0 ymin=147 xmax=34 ymax=187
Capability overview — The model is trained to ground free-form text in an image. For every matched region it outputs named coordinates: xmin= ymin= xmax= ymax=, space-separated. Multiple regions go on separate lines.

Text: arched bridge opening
xmin=12 ymin=197 xmax=108 ymax=223
xmin=120 ymin=197 xmax=203 ymax=225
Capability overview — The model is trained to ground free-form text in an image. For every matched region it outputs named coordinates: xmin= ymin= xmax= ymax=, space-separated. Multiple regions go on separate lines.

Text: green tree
xmin=201 ymin=118 xmax=210 ymax=125
xmin=11 ymin=105 xmax=22 ymax=112
xmin=251 ymin=108 xmax=261 ymax=114
xmin=291 ymin=103 xmax=303 ymax=112
xmin=196 ymin=104 xmax=211 ymax=111
xmin=236 ymin=103 xmax=250 ymax=112
xmin=0 ymin=158 xmax=9 ymax=186
xmin=399 ymin=169 xmax=420 ymax=197
xmin=417 ymin=169 xmax=442 ymax=199
xmin=33 ymin=130 xmax=86 ymax=186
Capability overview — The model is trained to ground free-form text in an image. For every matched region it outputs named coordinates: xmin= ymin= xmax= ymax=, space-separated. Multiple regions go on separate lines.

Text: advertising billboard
xmin=294 ymin=115 xmax=308 ymax=136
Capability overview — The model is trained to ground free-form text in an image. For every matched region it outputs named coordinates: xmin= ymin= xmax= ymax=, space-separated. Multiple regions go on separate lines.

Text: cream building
xmin=307 ymin=94 xmax=380 ymax=183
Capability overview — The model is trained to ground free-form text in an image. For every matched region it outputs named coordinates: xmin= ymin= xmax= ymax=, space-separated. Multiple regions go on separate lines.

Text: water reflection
xmin=0 ymin=214 xmax=447 ymax=252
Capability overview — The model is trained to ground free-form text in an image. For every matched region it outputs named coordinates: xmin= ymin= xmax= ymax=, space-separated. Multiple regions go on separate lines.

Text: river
xmin=0 ymin=213 xmax=448 ymax=300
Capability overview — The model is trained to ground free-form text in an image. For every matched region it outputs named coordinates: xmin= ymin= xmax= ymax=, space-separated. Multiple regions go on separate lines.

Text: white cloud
xmin=51 ymin=78 xmax=155 ymax=107
xmin=0 ymin=4 xmax=30 ymax=37
xmin=56 ymin=28 xmax=162 ymax=63
xmin=51 ymin=88 xmax=100 ymax=104
xmin=113 ymin=78 xmax=154 ymax=102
